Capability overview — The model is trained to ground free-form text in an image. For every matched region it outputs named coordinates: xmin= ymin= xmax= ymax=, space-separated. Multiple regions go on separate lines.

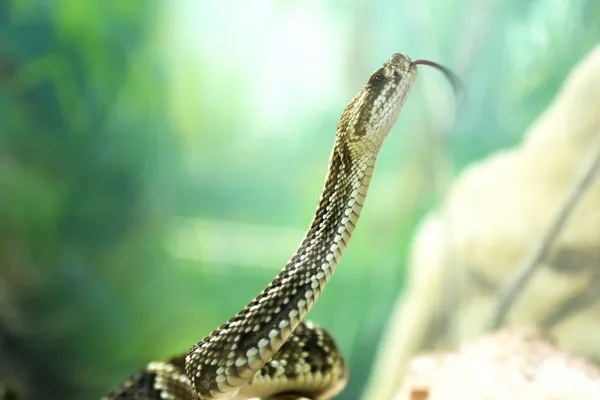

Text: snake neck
xmin=290 ymin=137 xmax=378 ymax=284
xmin=186 ymin=137 xmax=380 ymax=399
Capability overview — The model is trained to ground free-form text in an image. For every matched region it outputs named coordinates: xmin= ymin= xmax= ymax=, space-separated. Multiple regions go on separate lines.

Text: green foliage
xmin=0 ymin=1 xmax=181 ymax=398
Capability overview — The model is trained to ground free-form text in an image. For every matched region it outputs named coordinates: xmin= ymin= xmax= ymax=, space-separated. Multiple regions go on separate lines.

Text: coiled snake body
xmin=105 ymin=53 xmax=456 ymax=400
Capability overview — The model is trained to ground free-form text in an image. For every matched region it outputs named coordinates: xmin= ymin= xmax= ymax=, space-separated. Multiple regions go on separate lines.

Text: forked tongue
xmin=411 ymin=59 xmax=464 ymax=100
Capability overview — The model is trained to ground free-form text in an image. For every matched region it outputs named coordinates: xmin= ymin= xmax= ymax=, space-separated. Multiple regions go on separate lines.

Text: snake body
xmin=106 ymin=53 xmax=420 ymax=400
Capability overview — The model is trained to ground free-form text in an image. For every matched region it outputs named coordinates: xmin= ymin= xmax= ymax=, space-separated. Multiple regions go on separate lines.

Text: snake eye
xmin=368 ymin=71 xmax=385 ymax=86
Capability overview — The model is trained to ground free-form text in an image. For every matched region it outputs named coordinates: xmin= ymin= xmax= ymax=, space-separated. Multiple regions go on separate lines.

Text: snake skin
xmin=105 ymin=53 xmax=419 ymax=400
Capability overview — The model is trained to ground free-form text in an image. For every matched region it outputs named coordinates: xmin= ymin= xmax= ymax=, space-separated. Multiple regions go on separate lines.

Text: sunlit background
xmin=1 ymin=0 xmax=600 ymax=399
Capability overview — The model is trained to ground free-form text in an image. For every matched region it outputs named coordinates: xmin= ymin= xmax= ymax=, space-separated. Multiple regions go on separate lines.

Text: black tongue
xmin=411 ymin=59 xmax=464 ymax=102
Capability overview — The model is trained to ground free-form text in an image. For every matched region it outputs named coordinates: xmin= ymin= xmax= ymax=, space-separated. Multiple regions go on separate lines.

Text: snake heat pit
xmin=105 ymin=53 xmax=460 ymax=400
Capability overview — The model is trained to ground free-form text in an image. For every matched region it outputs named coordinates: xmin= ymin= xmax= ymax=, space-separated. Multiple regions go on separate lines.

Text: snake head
xmin=337 ymin=53 xmax=418 ymax=146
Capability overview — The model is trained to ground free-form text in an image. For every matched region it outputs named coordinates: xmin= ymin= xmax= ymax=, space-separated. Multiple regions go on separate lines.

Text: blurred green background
xmin=1 ymin=0 xmax=600 ymax=399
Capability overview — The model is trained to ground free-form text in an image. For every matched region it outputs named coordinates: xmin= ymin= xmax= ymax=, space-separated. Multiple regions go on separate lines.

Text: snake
xmin=104 ymin=53 xmax=460 ymax=400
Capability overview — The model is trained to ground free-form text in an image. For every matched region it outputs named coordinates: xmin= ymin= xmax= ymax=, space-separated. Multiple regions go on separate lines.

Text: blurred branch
xmin=541 ymin=272 xmax=600 ymax=330
xmin=490 ymin=133 xmax=600 ymax=329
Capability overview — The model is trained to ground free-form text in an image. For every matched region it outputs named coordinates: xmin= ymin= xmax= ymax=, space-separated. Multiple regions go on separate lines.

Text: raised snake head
xmin=336 ymin=53 xmax=418 ymax=149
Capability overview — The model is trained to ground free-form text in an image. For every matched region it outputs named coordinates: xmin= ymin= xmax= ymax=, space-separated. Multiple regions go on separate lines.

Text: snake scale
xmin=104 ymin=53 xmax=459 ymax=400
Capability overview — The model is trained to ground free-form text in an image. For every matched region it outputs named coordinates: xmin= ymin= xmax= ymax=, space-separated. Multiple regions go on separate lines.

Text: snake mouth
xmin=411 ymin=59 xmax=463 ymax=95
